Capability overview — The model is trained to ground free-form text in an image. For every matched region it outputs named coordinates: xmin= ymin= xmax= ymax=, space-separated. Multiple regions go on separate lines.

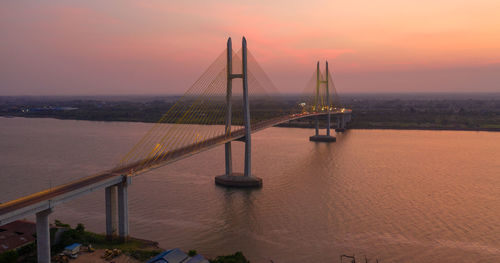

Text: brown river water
xmin=1 ymin=117 xmax=499 ymax=262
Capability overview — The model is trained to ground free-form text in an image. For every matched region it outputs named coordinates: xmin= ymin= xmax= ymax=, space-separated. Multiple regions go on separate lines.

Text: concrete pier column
xmin=242 ymin=37 xmax=252 ymax=178
xmin=336 ymin=114 xmax=346 ymax=132
xmin=105 ymin=185 xmax=117 ymax=238
xmin=36 ymin=208 xmax=52 ymax=263
xmin=314 ymin=116 xmax=319 ymax=136
xmin=225 ymin=37 xmax=233 ymax=176
xmin=315 ymin=61 xmax=320 ymax=137
xmin=326 ymin=61 xmax=331 ymax=136
xmin=118 ymin=178 xmax=129 ymax=240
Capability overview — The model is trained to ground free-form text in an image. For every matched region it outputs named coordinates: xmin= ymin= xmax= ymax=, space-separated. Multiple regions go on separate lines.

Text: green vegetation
xmin=1 ymin=95 xmax=499 ymax=131
xmin=49 ymin=222 xmax=161 ymax=262
xmin=1 ymin=219 xmax=250 ymax=263
xmin=0 ymin=235 xmax=37 ymax=263
xmin=345 ymin=97 xmax=500 ymax=131
xmin=209 ymin=251 xmax=249 ymax=263
xmin=51 ymin=222 xmax=249 ymax=262
xmin=128 ymin=249 xmax=164 ymax=261
xmin=54 ymin=219 xmax=70 ymax=228
xmin=0 ymin=250 xmax=19 ymax=263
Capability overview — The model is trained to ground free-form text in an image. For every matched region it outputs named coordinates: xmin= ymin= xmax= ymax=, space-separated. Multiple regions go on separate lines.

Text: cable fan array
xmin=114 ymin=48 xmax=295 ymax=174
xmin=299 ymin=62 xmax=340 ymax=114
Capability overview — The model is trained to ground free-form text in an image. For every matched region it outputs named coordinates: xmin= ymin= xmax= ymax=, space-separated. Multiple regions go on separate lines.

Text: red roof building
xmin=0 ymin=220 xmax=36 ymax=253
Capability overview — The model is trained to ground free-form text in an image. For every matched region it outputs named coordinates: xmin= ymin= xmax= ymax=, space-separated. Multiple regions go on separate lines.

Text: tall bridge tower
xmin=214 ymin=37 xmax=263 ymax=188
xmin=310 ymin=61 xmax=337 ymax=142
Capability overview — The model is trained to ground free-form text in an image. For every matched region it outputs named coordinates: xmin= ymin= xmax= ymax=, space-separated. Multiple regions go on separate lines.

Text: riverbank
xmin=278 ymin=121 xmax=500 ymax=132
xmin=3 ymin=115 xmax=500 ymax=133
xmin=1 ymin=94 xmax=499 ymax=132
xmin=0 ymin=220 xmax=249 ymax=263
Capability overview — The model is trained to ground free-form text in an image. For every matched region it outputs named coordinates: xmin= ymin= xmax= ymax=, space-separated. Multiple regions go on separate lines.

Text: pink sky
xmin=1 ymin=0 xmax=499 ymax=95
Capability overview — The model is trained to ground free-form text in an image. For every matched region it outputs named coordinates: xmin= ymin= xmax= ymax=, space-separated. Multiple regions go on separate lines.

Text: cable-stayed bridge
xmin=0 ymin=37 xmax=351 ymax=263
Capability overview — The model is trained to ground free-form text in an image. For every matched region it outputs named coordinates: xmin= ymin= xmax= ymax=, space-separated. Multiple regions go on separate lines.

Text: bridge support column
xmin=215 ymin=37 xmax=262 ymax=188
xmin=118 ymin=177 xmax=129 ymax=240
xmin=314 ymin=116 xmax=319 ymax=136
xmin=36 ymin=208 xmax=52 ymax=263
xmin=105 ymin=185 xmax=117 ymax=239
xmin=335 ymin=114 xmax=346 ymax=132
xmin=224 ymin=37 xmax=233 ymax=177
xmin=326 ymin=61 xmax=332 ymax=137
xmin=242 ymin=37 xmax=252 ymax=179
xmin=310 ymin=61 xmax=335 ymax=142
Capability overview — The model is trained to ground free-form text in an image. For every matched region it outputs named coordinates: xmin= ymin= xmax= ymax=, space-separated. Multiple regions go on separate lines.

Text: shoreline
xmin=0 ymin=219 xmax=240 ymax=263
xmin=2 ymin=115 xmax=500 ymax=132
xmin=346 ymin=126 xmax=500 ymax=132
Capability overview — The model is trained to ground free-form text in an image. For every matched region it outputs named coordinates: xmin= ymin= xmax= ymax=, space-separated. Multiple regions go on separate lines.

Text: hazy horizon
xmin=2 ymin=91 xmax=500 ymax=101
xmin=2 ymin=1 xmax=500 ymax=95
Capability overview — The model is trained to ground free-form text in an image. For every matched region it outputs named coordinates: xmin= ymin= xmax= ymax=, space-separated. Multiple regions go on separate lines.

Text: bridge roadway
xmin=0 ymin=110 xmax=350 ymax=225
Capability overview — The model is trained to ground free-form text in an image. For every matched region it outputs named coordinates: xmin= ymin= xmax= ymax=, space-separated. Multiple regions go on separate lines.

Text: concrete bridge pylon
xmin=310 ymin=61 xmax=337 ymax=142
xmin=215 ymin=37 xmax=263 ymax=188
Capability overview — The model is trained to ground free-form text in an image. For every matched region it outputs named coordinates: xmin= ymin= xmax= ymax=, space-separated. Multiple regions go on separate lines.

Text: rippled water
xmin=1 ymin=117 xmax=500 ymax=262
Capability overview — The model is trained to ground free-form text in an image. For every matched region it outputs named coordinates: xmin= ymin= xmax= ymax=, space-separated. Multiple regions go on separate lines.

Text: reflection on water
xmin=1 ymin=117 xmax=500 ymax=262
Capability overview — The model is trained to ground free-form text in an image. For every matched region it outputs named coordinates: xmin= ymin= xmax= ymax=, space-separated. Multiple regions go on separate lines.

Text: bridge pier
xmin=215 ymin=37 xmax=262 ymax=188
xmin=36 ymin=208 xmax=52 ymax=263
xmin=118 ymin=179 xmax=129 ymax=240
xmin=314 ymin=116 xmax=319 ymax=136
xmin=335 ymin=114 xmax=346 ymax=132
xmin=105 ymin=185 xmax=118 ymax=238
xmin=310 ymin=61 xmax=336 ymax=143
xmin=105 ymin=176 xmax=130 ymax=241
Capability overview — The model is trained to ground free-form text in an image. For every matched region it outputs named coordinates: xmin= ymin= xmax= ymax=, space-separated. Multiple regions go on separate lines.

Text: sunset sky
xmin=1 ymin=0 xmax=499 ymax=95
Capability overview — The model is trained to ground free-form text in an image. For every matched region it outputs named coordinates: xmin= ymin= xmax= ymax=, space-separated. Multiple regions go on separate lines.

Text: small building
xmin=147 ymin=248 xmax=209 ymax=263
xmin=0 ymin=220 xmax=36 ymax=253
xmin=63 ymin=243 xmax=81 ymax=257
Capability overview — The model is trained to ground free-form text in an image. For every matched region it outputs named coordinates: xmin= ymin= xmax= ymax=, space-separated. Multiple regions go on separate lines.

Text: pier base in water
xmin=215 ymin=173 xmax=262 ymax=188
xmin=335 ymin=128 xmax=345 ymax=133
xmin=309 ymin=135 xmax=336 ymax=142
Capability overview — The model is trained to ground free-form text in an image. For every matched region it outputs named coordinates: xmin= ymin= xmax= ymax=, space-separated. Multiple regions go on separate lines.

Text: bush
xmin=0 ymin=250 xmax=19 ymax=263
xmin=75 ymin=223 xmax=85 ymax=233
xmin=127 ymin=249 xmax=162 ymax=261
xmin=55 ymin=223 xmax=105 ymax=249
xmin=210 ymin=251 xmax=249 ymax=263
xmin=54 ymin=220 xmax=70 ymax=228
xmin=188 ymin=250 xmax=197 ymax=257
xmin=17 ymin=243 xmax=36 ymax=257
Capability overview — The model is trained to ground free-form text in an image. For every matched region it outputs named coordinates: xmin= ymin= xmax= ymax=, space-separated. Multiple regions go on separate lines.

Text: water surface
xmin=1 ymin=117 xmax=499 ymax=262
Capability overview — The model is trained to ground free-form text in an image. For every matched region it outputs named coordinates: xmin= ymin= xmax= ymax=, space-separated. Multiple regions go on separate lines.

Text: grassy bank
xmin=0 ymin=221 xmax=249 ymax=263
